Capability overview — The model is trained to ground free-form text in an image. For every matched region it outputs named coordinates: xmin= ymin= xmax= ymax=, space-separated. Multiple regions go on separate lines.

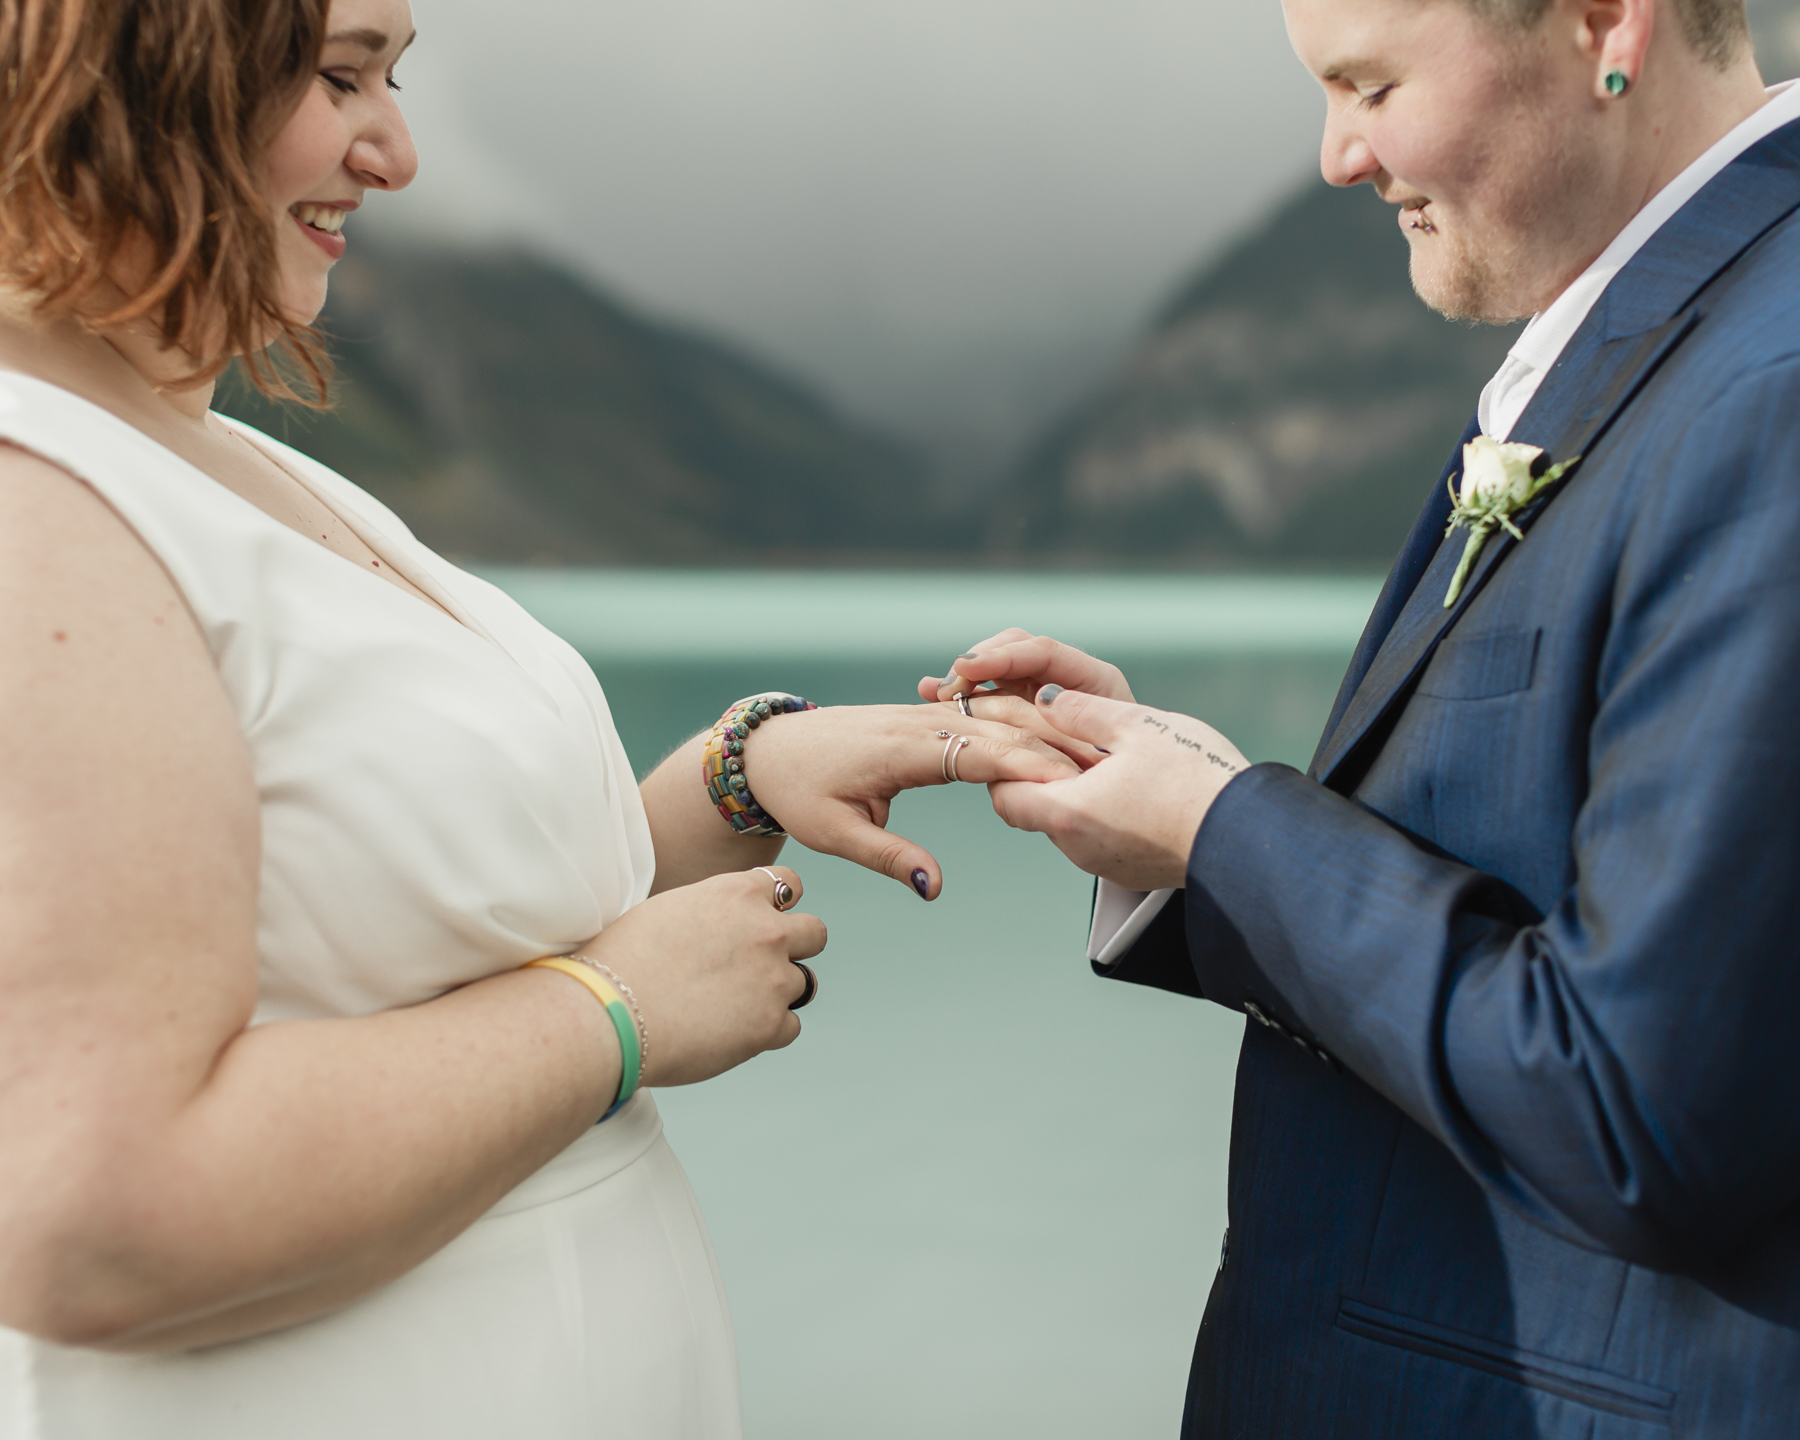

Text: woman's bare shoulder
xmin=0 ymin=437 xmax=183 ymax=606
xmin=0 ymin=433 xmax=249 ymax=789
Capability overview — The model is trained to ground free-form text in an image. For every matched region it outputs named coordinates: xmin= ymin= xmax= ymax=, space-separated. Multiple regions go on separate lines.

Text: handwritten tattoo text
xmin=1141 ymin=714 xmax=1241 ymax=774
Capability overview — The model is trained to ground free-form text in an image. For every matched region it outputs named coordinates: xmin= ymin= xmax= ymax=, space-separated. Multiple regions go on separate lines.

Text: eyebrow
xmin=1321 ymin=59 xmax=1384 ymax=82
xmin=326 ymin=27 xmax=418 ymax=53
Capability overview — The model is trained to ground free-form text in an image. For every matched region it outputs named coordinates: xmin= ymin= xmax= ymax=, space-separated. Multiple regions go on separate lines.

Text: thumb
xmin=807 ymin=802 xmax=946 ymax=902
xmin=1034 ymin=684 xmax=1131 ymax=750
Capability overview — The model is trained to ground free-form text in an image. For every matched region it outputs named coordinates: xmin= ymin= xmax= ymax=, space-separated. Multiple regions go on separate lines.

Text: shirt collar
xmin=1507 ymin=80 xmax=1800 ymax=376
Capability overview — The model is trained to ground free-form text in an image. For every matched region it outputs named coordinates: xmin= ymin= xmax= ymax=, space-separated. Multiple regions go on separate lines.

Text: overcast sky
xmin=370 ymin=1 xmax=1329 ymax=472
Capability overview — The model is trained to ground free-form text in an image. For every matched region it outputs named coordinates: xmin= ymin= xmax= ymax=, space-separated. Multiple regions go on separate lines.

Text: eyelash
xmin=1358 ymin=84 xmax=1396 ymax=111
xmin=320 ymin=72 xmax=403 ymax=95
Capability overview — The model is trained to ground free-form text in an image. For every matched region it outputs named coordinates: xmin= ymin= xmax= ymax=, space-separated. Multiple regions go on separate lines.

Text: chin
xmin=1409 ymin=245 xmax=1527 ymax=327
xmin=276 ymin=279 xmax=330 ymax=330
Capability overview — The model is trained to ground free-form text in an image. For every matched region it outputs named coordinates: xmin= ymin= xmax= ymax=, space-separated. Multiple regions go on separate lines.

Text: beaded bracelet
xmin=701 ymin=693 xmax=818 ymax=837
xmin=585 ymin=959 xmax=648 ymax=1086
xmin=524 ymin=957 xmax=643 ymax=1120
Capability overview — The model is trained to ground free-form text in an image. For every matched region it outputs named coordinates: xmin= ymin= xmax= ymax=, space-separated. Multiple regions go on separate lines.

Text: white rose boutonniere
xmin=1441 ymin=435 xmax=1581 ymax=607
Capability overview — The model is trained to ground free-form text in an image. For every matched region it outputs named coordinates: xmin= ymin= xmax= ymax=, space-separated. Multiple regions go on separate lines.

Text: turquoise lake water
xmin=486 ymin=569 xmax=1381 ymax=1440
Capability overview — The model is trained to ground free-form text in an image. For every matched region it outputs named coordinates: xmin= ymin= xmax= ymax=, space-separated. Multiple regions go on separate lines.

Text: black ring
xmin=789 ymin=961 xmax=818 ymax=1011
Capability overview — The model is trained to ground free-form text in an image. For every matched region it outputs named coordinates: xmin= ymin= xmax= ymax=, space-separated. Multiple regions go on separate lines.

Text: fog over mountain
xmin=244 ymin=3 xmax=1800 ymax=568
xmin=369 ymin=0 xmax=1323 ymax=487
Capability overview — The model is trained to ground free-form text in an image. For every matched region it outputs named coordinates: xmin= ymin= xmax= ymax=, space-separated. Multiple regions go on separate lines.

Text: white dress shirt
xmin=1481 ymin=79 xmax=1800 ymax=441
xmin=1089 ymin=80 xmax=1800 ymax=969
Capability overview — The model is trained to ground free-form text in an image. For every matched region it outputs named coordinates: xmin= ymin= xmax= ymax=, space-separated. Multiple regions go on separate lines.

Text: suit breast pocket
xmin=1417 ymin=628 xmax=1542 ymax=701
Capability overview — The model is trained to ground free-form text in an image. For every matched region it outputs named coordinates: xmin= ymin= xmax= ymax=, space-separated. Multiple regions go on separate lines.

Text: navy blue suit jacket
xmin=1104 ymin=122 xmax=1800 ymax=1437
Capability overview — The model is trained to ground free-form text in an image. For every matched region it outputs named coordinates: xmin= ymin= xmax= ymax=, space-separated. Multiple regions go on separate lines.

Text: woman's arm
xmin=640 ymin=697 xmax=1087 ymax=900
xmin=641 ymin=729 xmax=786 ymax=894
xmin=0 ymin=449 xmax=820 ymax=1352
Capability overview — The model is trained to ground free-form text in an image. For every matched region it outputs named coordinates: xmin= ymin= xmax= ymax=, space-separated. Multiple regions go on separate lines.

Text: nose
xmin=1320 ymin=104 xmax=1381 ymax=189
xmin=347 ymin=98 xmax=419 ymax=194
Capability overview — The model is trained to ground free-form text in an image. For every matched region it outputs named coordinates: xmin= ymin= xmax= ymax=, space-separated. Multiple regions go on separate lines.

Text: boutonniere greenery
xmin=1442 ymin=435 xmax=1581 ymax=607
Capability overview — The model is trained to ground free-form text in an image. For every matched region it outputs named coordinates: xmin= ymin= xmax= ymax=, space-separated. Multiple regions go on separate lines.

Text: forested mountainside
xmin=217 ymin=244 xmax=931 ymax=565
xmin=991 ymin=182 xmax=1519 ymax=567
xmin=224 ymin=9 xmax=1799 ymax=570
xmin=990 ymin=4 xmax=1800 ymax=568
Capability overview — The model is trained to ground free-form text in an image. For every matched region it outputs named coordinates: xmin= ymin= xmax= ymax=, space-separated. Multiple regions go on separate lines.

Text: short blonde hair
xmin=0 ymin=0 xmax=332 ymax=401
xmin=1471 ymin=0 xmax=1749 ymax=69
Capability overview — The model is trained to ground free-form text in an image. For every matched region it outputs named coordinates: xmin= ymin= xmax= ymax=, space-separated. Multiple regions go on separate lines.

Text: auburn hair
xmin=0 ymin=0 xmax=331 ymax=401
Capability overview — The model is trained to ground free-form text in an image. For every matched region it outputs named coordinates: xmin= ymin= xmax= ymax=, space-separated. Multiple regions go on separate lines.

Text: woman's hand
xmin=988 ymin=687 xmax=1251 ymax=892
xmin=916 ymin=628 xmax=1135 ymax=705
xmin=742 ymin=704 xmax=1081 ymax=899
xmin=580 ymin=866 xmax=824 ymax=1087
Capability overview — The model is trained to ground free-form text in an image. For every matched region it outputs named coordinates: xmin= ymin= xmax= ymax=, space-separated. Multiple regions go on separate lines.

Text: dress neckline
xmin=0 ymin=367 xmax=513 ymax=658
xmin=216 ymin=415 xmax=497 ymax=646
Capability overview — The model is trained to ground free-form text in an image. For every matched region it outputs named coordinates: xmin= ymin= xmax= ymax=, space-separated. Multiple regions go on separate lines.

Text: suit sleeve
xmin=1184 ymin=355 xmax=1800 ymax=1269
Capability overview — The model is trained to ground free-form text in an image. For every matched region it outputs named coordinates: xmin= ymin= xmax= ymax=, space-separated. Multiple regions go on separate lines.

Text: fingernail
xmin=1094 ymin=747 xmax=1111 ymax=755
xmin=958 ymin=653 xmax=982 ymax=661
xmin=912 ymin=869 xmax=931 ymax=899
xmin=1038 ymin=685 xmax=1065 ymax=705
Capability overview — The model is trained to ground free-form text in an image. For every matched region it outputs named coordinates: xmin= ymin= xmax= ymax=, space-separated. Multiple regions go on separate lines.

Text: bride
xmin=0 ymin=1 xmax=1073 ymax=1435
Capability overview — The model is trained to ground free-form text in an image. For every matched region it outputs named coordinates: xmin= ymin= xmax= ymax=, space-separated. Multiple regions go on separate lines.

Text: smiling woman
xmin=0 ymin=2 xmax=1075 ymax=1437
xmin=0 ymin=0 xmax=336 ymax=398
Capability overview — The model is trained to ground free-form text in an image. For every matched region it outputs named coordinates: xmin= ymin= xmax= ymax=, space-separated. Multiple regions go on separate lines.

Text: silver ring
xmin=942 ymin=734 xmax=972 ymax=784
xmin=955 ymin=692 xmax=974 ymax=717
xmin=753 ymin=866 xmax=796 ymax=911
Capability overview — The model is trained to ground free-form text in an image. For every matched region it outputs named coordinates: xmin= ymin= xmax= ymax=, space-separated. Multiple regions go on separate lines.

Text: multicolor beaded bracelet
xmin=701 ymin=693 xmax=818 ymax=837
xmin=524 ymin=956 xmax=643 ymax=1120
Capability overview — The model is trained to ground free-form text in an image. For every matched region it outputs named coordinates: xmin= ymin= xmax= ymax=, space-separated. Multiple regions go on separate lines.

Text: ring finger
xmin=750 ymin=864 xmax=803 ymax=911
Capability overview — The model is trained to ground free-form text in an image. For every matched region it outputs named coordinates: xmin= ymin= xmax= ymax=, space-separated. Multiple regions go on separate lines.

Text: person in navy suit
xmin=924 ymin=0 xmax=1800 ymax=1433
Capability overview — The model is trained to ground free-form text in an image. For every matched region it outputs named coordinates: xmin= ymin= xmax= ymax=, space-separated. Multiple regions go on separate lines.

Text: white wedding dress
xmin=0 ymin=374 xmax=742 ymax=1439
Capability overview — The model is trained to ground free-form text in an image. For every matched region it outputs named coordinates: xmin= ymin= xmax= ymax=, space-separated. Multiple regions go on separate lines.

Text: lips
xmin=1399 ymin=201 xmax=1437 ymax=235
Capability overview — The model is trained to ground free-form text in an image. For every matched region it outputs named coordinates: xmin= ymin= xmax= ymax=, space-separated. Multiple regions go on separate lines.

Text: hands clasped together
xmin=918 ymin=629 xmax=1249 ymax=893
xmin=594 ymin=640 xmax=1245 ymax=1113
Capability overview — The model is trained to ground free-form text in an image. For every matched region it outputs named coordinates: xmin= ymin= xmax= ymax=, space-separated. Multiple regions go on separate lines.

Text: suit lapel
xmin=1309 ymin=115 xmax=1800 ymax=794
xmin=1309 ymin=415 xmax=1477 ymax=775
xmin=1311 ymin=312 xmax=1698 ymax=790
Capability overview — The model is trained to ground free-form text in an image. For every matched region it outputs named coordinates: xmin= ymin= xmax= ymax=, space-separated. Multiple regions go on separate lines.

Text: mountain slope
xmin=218 ymin=244 xmax=932 ymax=565
xmin=991 ymin=182 xmax=1520 ymax=566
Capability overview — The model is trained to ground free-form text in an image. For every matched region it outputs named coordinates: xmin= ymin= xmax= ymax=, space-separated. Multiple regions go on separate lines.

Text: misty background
xmin=224 ymin=0 xmax=1800 ymax=567
xmin=370 ymin=0 xmax=1321 ymax=487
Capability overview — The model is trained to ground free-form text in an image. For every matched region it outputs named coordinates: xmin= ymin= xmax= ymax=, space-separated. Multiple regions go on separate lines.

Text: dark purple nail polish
xmin=1038 ymin=685 xmax=1065 ymax=705
xmin=1094 ymin=747 xmax=1111 ymax=755
xmin=912 ymin=869 xmax=931 ymax=899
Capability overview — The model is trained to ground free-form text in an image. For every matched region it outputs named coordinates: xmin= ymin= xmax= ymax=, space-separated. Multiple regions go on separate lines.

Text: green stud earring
xmin=1605 ymin=69 xmax=1630 ymax=97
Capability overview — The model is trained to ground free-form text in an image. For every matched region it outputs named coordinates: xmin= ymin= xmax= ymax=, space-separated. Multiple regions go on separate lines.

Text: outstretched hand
xmin=744 ymin=703 xmax=1081 ymax=900
xmin=917 ymin=628 xmax=1135 ymax=705
xmin=988 ymin=687 xmax=1250 ymax=892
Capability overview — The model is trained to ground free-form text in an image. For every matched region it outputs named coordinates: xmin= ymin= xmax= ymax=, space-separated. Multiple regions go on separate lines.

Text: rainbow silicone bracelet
xmin=525 ymin=957 xmax=642 ymax=1119
xmin=701 ymin=693 xmax=818 ymax=837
